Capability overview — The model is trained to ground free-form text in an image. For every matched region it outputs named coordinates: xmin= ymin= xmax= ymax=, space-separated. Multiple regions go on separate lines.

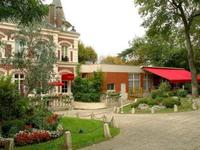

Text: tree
xmin=119 ymin=35 xmax=189 ymax=69
xmin=78 ymin=42 xmax=97 ymax=64
xmin=9 ymin=24 xmax=57 ymax=96
xmin=101 ymin=56 xmax=125 ymax=65
xmin=0 ymin=0 xmax=48 ymax=25
xmin=134 ymin=0 xmax=200 ymax=97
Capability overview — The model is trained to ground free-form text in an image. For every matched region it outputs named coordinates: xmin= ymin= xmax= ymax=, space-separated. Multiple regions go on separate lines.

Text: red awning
xmin=143 ymin=67 xmax=200 ymax=83
xmin=62 ymin=73 xmax=74 ymax=81
xmin=49 ymin=81 xmax=64 ymax=86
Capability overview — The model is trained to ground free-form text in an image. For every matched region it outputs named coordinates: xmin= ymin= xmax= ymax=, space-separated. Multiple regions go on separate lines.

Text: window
xmin=107 ymin=83 xmax=115 ymax=90
xmin=128 ymin=73 xmax=140 ymax=96
xmin=70 ymin=51 xmax=73 ymax=62
xmin=62 ymin=81 xmax=68 ymax=93
xmin=14 ymin=73 xmax=25 ymax=94
xmin=143 ymin=74 xmax=148 ymax=91
xmin=15 ymin=39 xmax=26 ymax=53
xmin=133 ymin=74 xmax=140 ymax=90
xmin=61 ymin=45 xmax=68 ymax=61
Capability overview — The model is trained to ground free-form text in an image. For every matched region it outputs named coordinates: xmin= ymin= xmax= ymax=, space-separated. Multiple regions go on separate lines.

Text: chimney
xmin=48 ymin=4 xmax=55 ymax=25
xmin=56 ymin=6 xmax=63 ymax=28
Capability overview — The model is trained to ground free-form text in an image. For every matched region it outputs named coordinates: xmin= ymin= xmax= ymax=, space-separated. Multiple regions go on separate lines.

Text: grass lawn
xmin=123 ymin=98 xmax=194 ymax=114
xmin=15 ymin=117 xmax=120 ymax=150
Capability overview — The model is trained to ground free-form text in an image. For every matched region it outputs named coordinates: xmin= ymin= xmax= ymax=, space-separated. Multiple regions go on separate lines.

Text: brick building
xmin=0 ymin=0 xmax=79 ymax=95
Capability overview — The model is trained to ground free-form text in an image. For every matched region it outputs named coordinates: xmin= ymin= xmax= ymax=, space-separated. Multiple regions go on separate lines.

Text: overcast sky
xmin=45 ymin=0 xmax=145 ymax=56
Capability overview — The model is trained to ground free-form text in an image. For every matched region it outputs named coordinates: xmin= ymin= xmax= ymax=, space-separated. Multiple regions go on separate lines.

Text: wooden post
xmin=192 ymin=102 xmax=197 ymax=110
xmin=103 ymin=123 xmax=111 ymax=139
xmin=64 ymin=131 xmax=72 ymax=150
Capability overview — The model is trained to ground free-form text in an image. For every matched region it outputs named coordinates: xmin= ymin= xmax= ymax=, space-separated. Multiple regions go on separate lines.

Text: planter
xmin=74 ymin=101 xmax=107 ymax=110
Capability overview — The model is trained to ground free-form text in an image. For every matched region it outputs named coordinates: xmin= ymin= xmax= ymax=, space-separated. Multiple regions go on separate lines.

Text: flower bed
xmin=15 ymin=129 xmax=63 ymax=146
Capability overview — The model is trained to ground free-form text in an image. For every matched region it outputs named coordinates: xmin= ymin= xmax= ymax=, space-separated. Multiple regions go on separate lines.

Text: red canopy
xmin=143 ymin=67 xmax=200 ymax=83
xmin=49 ymin=81 xmax=64 ymax=86
xmin=62 ymin=73 xmax=74 ymax=81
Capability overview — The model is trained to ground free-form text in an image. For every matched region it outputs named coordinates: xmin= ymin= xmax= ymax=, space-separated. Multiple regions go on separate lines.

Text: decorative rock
xmin=103 ymin=123 xmax=111 ymax=139
xmin=138 ymin=104 xmax=149 ymax=110
xmin=153 ymin=105 xmax=166 ymax=110
xmin=151 ymin=107 xmax=155 ymax=114
xmin=131 ymin=108 xmax=136 ymax=114
xmin=192 ymin=102 xmax=197 ymax=110
xmin=110 ymin=116 xmax=118 ymax=128
xmin=64 ymin=131 xmax=72 ymax=150
xmin=174 ymin=105 xmax=178 ymax=112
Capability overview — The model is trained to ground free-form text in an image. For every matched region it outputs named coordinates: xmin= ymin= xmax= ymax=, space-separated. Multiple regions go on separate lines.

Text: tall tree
xmin=78 ymin=42 xmax=97 ymax=64
xmin=9 ymin=25 xmax=57 ymax=96
xmin=0 ymin=0 xmax=48 ymax=25
xmin=135 ymin=0 xmax=200 ymax=97
xmin=101 ymin=56 xmax=125 ymax=65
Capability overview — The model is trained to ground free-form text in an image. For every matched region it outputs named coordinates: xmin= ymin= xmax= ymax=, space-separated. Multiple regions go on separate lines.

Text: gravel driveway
xmin=81 ymin=110 xmax=200 ymax=150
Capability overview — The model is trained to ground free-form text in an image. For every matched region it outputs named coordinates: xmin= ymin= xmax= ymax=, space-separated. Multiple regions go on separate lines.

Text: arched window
xmin=15 ymin=39 xmax=26 ymax=53
xmin=61 ymin=45 xmax=68 ymax=62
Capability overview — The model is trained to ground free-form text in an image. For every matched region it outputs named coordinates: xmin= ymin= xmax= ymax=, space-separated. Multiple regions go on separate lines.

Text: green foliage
xmin=0 ymin=0 xmax=48 ymax=25
xmin=2 ymin=120 xmax=25 ymax=138
xmin=162 ymin=98 xmax=181 ymax=108
xmin=11 ymin=25 xmax=57 ymax=95
xmin=78 ymin=42 xmax=97 ymax=64
xmin=159 ymin=82 xmax=171 ymax=92
xmin=151 ymin=89 xmax=164 ymax=99
xmin=177 ymin=89 xmax=188 ymax=97
xmin=0 ymin=76 xmax=30 ymax=121
xmin=72 ymin=71 xmax=103 ymax=102
xmin=101 ymin=56 xmax=125 ymax=65
xmin=132 ymin=98 xmax=159 ymax=108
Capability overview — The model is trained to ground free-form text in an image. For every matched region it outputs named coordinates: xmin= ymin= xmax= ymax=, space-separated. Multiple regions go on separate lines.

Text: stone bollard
xmin=1 ymin=138 xmax=14 ymax=150
xmin=131 ymin=107 xmax=136 ymax=114
xmin=103 ymin=123 xmax=111 ymax=139
xmin=192 ymin=102 xmax=197 ymax=110
xmin=116 ymin=107 xmax=120 ymax=114
xmin=64 ymin=131 xmax=72 ymax=150
xmin=110 ymin=116 xmax=118 ymax=128
xmin=91 ymin=112 xmax=95 ymax=120
xmin=174 ymin=105 xmax=178 ymax=112
xmin=103 ymin=115 xmax=108 ymax=123
xmin=76 ymin=113 xmax=80 ymax=118
xmin=151 ymin=107 xmax=155 ymax=114
xmin=113 ymin=106 xmax=117 ymax=113
xmin=120 ymin=107 xmax=124 ymax=114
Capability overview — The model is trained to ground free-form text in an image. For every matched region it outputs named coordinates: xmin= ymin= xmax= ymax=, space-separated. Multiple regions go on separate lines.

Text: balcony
xmin=62 ymin=56 xmax=69 ymax=62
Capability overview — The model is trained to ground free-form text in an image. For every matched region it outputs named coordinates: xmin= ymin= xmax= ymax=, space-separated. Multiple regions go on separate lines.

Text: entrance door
xmin=120 ymin=83 xmax=126 ymax=94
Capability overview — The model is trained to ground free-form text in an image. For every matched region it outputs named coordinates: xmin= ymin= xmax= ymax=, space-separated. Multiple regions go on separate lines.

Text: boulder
xmin=138 ymin=103 xmax=149 ymax=110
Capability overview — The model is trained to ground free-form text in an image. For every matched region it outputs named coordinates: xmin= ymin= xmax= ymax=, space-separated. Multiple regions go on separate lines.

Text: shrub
xmin=15 ymin=130 xmax=51 ymax=146
xmin=132 ymin=98 xmax=158 ymax=108
xmin=162 ymin=98 xmax=181 ymax=108
xmin=0 ymin=76 xmax=31 ymax=121
xmin=158 ymin=82 xmax=171 ymax=92
xmin=151 ymin=89 xmax=163 ymax=99
xmin=177 ymin=89 xmax=188 ymax=97
xmin=2 ymin=120 xmax=25 ymax=138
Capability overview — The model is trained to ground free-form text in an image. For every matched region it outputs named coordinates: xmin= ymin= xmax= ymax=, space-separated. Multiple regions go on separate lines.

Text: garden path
xmin=81 ymin=110 xmax=200 ymax=150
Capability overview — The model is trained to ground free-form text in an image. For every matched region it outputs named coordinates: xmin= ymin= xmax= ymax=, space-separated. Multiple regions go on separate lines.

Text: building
xmin=0 ymin=0 xmax=79 ymax=95
xmin=81 ymin=64 xmax=200 ymax=99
